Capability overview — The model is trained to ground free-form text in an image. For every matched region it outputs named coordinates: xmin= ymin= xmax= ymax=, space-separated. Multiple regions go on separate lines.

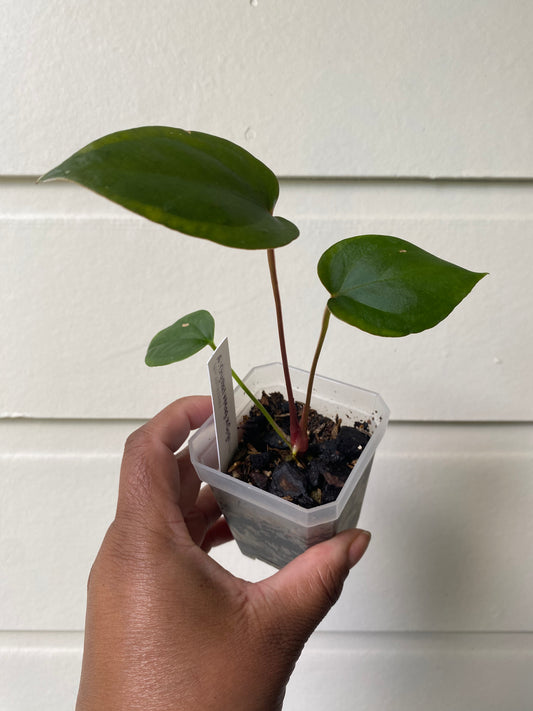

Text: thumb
xmin=259 ymin=529 xmax=371 ymax=640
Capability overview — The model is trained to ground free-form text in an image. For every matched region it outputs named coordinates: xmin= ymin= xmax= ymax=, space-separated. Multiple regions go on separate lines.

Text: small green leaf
xmin=145 ymin=310 xmax=215 ymax=366
xmin=318 ymin=235 xmax=487 ymax=337
xmin=39 ymin=126 xmax=299 ymax=250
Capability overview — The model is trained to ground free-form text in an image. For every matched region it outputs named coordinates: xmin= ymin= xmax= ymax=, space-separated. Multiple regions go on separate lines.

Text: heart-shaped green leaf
xmin=39 ymin=126 xmax=299 ymax=250
xmin=145 ymin=310 xmax=215 ymax=366
xmin=318 ymin=235 xmax=487 ymax=337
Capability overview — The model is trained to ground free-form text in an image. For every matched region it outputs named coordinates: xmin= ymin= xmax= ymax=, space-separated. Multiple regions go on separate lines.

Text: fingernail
xmin=348 ymin=530 xmax=371 ymax=568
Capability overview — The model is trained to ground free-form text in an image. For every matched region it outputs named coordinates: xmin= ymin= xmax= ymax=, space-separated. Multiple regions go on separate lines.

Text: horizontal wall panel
xmin=0 ymin=632 xmax=81 ymax=711
xmin=2 ymin=632 xmax=532 ymax=711
xmin=4 ymin=176 xmax=533 ymax=217
xmin=0 ymin=453 xmax=119 ymax=630
xmin=2 ymin=1 xmax=532 ymax=177
xmin=285 ymin=632 xmax=533 ymax=711
xmin=2 ymin=178 xmax=531 ymax=419
xmin=2 ymin=420 xmax=532 ymax=631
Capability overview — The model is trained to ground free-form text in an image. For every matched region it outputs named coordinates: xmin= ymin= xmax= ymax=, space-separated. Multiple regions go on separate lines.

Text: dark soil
xmin=226 ymin=391 xmax=371 ymax=509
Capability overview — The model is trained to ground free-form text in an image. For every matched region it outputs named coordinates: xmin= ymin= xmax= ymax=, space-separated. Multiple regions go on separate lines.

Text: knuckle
xmin=121 ymin=427 xmax=159 ymax=513
xmin=124 ymin=425 xmax=153 ymax=454
xmin=316 ymin=560 xmax=345 ymax=608
xmin=85 ymin=522 xmax=151 ymax=596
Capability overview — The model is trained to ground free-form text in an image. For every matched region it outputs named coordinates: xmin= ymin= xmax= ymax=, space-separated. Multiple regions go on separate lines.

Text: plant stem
xmin=207 ymin=343 xmax=292 ymax=451
xmin=230 ymin=368 xmax=293 ymax=451
xmin=300 ymin=306 xmax=331 ymax=435
xmin=267 ymin=248 xmax=301 ymax=446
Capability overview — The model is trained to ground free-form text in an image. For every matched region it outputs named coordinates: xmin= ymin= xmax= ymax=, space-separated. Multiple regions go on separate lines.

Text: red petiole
xmin=268 ymin=249 xmax=332 ymax=455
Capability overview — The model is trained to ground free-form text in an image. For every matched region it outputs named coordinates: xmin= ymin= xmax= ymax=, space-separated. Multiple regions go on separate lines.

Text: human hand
xmin=76 ymin=396 xmax=370 ymax=711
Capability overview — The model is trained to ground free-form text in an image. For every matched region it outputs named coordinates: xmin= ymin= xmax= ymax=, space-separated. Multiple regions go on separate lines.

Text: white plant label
xmin=207 ymin=338 xmax=238 ymax=472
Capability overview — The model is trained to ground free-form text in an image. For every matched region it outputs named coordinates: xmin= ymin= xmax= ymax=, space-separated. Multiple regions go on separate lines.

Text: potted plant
xmin=39 ymin=126 xmax=486 ymax=568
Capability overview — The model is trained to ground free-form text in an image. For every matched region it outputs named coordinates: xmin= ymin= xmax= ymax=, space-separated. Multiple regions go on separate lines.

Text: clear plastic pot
xmin=189 ymin=363 xmax=390 ymax=569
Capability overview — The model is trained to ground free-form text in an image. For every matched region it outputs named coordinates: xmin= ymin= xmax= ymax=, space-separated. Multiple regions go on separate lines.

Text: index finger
xmin=116 ymin=395 xmax=212 ymax=528
xmin=140 ymin=395 xmax=213 ymax=452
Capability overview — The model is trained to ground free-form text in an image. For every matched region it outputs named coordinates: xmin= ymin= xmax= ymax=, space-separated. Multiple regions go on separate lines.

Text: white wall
xmin=1 ymin=1 xmax=532 ymax=709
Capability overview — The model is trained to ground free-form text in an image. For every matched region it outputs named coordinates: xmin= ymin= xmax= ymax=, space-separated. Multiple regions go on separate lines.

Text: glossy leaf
xmin=318 ymin=235 xmax=487 ymax=337
xmin=145 ymin=310 xmax=215 ymax=366
xmin=39 ymin=126 xmax=299 ymax=250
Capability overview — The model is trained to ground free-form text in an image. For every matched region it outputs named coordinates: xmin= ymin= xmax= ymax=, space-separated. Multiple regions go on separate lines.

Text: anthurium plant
xmin=40 ymin=126 xmax=487 ymax=456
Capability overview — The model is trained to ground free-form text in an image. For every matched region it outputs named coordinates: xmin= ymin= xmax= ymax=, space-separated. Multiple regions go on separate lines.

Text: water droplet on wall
xmin=245 ymin=127 xmax=256 ymax=141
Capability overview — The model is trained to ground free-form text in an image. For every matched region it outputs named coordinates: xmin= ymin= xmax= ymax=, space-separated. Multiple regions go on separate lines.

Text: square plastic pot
xmin=189 ymin=363 xmax=390 ymax=569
